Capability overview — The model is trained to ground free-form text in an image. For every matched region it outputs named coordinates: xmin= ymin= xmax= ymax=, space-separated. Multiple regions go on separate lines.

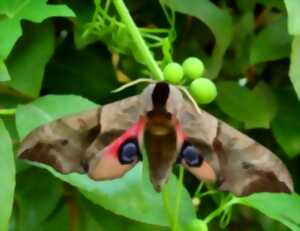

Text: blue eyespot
xmin=180 ymin=143 xmax=203 ymax=167
xmin=118 ymin=139 xmax=140 ymax=164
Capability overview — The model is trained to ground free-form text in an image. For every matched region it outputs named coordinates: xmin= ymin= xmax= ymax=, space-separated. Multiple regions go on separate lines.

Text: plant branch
xmin=204 ymin=197 xmax=237 ymax=224
xmin=112 ymin=0 xmax=163 ymax=80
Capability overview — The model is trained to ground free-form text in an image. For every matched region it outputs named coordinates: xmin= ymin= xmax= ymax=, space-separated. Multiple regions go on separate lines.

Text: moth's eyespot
xmin=118 ymin=139 xmax=140 ymax=164
xmin=180 ymin=143 xmax=203 ymax=167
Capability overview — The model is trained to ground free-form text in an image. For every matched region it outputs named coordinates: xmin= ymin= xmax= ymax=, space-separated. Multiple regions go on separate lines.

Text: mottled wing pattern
xmin=179 ymin=100 xmax=293 ymax=196
xmin=18 ymin=96 xmax=143 ymax=176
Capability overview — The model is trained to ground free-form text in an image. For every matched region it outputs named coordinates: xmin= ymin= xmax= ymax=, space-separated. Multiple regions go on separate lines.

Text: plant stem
xmin=173 ymin=166 xmax=185 ymax=231
xmin=112 ymin=0 xmax=163 ymax=80
xmin=162 ymin=187 xmax=173 ymax=226
xmin=204 ymin=197 xmax=237 ymax=224
xmin=0 ymin=109 xmax=16 ymax=115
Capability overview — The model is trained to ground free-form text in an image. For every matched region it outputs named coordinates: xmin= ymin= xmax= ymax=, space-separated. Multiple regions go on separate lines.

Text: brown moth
xmin=18 ymin=82 xmax=294 ymax=196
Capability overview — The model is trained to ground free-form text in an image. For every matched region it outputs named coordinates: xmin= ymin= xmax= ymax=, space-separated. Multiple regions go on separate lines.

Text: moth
xmin=18 ymin=82 xmax=293 ymax=196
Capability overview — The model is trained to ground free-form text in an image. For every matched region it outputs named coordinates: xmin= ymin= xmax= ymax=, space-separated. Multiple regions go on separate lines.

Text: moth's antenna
xmin=111 ymin=78 xmax=156 ymax=93
xmin=178 ymin=86 xmax=202 ymax=115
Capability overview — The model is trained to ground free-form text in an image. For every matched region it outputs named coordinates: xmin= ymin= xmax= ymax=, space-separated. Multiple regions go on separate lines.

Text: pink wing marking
xmin=88 ymin=117 xmax=145 ymax=180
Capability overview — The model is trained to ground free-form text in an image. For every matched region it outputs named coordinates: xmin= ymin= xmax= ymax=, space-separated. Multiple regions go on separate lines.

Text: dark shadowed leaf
xmin=161 ymin=0 xmax=233 ymax=79
xmin=15 ymin=168 xmax=63 ymax=231
xmin=39 ymin=205 xmax=69 ymax=231
xmin=271 ymin=90 xmax=300 ymax=158
xmin=44 ymin=41 xmax=119 ymax=103
xmin=217 ymin=81 xmax=277 ymax=129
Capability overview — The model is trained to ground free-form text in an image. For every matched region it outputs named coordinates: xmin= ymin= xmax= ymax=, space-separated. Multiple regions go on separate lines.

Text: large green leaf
xmin=77 ymin=193 xmax=168 ymax=231
xmin=16 ymin=94 xmax=196 ymax=227
xmin=271 ymin=90 xmax=300 ymax=158
xmin=216 ymin=81 xmax=278 ymax=129
xmin=161 ymin=0 xmax=233 ymax=79
xmin=2 ymin=21 xmax=55 ymax=98
xmin=250 ymin=17 xmax=291 ymax=64
xmin=0 ymin=118 xmax=15 ymax=231
xmin=289 ymin=36 xmax=300 ymax=100
xmin=284 ymin=0 xmax=300 ymax=35
xmin=15 ymin=168 xmax=63 ymax=231
xmin=30 ymin=162 xmax=195 ymax=227
xmin=0 ymin=0 xmax=74 ymax=60
xmin=237 ymin=193 xmax=300 ymax=231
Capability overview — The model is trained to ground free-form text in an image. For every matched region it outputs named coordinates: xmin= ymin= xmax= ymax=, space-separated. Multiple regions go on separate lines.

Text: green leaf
xmin=77 ymin=195 xmax=168 ymax=231
xmin=271 ymin=90 xmax=300 ymax=158
xmin=16 ymin=95 xmax=97 ymax=139
xmin=216 ymin=81 xmax=278 ymax=129
xmin=16 ymin=94 xmax=196 ymax=227
xmin=284 ymin=0 xmax=300 ymax=35
xmin=289 ymin=36 xmax=300 ymax=100
xmin=250 ymin=17 xmax=291 ymax=64
xmin=2 ymin=21 xmax=55 ymax=98
xmin=0 ymin=118 xmax=15 ymax=231
xmin=223 ymin=12 xmax=254 ymax=76
xmin=0 ymin=0 xmax=75 ymax=59
xmin=15 ymin=168 xmax=63 ymax=231
xmin=237 ymin=193 xmax=300 ymax=231
xmin=161 ymin=0 xmax=233 ymax=79
xmin=31 ymin=162 xmax=194 ymax=227
xmin=0 ymin=60 xmax=10 ymax=81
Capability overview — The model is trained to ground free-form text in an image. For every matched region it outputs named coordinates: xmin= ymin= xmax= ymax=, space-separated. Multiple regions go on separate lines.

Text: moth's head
xmin=140 ymin=82 xmax=185 ymax=116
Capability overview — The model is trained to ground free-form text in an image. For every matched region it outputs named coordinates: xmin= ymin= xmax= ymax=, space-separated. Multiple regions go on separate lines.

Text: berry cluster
xmin=163 ymin=57 xmax=217 ymax=104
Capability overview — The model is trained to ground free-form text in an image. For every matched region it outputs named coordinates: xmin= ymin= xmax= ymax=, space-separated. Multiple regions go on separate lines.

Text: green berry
xmin=188 ymin=219 xmax=208 ymax=231
xmin=163 ymin=62 xmax=184 ymax=84
xmin=182 ymin=57 xmax=205 ymax=79
xmin=189 ymin=78 xmax=217 ymax=104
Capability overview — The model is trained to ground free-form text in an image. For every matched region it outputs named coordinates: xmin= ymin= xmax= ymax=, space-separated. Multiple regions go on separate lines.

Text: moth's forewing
xmin=178 ymin=100 xmax=294 ymax=196
xmin=18 ymin=108 xmax=102 ymax=173
xmin=18 ymin=96 xmax=144 ymax=180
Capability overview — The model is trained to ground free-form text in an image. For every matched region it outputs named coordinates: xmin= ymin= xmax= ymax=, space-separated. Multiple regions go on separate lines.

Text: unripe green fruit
xmin=189 ymin=78 xmax=217 ymax=104
xmin=163 ymin=62 xmax=184 ymax=84
xmin=188 ymin=219 xmax=208 ymax=231
xmin=182 ymin=57 xmax=205 ymax=79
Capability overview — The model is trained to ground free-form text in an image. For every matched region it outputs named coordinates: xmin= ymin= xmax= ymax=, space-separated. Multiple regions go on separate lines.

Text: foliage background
xmin=1 ymin=0 xmax=300 ymax=230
